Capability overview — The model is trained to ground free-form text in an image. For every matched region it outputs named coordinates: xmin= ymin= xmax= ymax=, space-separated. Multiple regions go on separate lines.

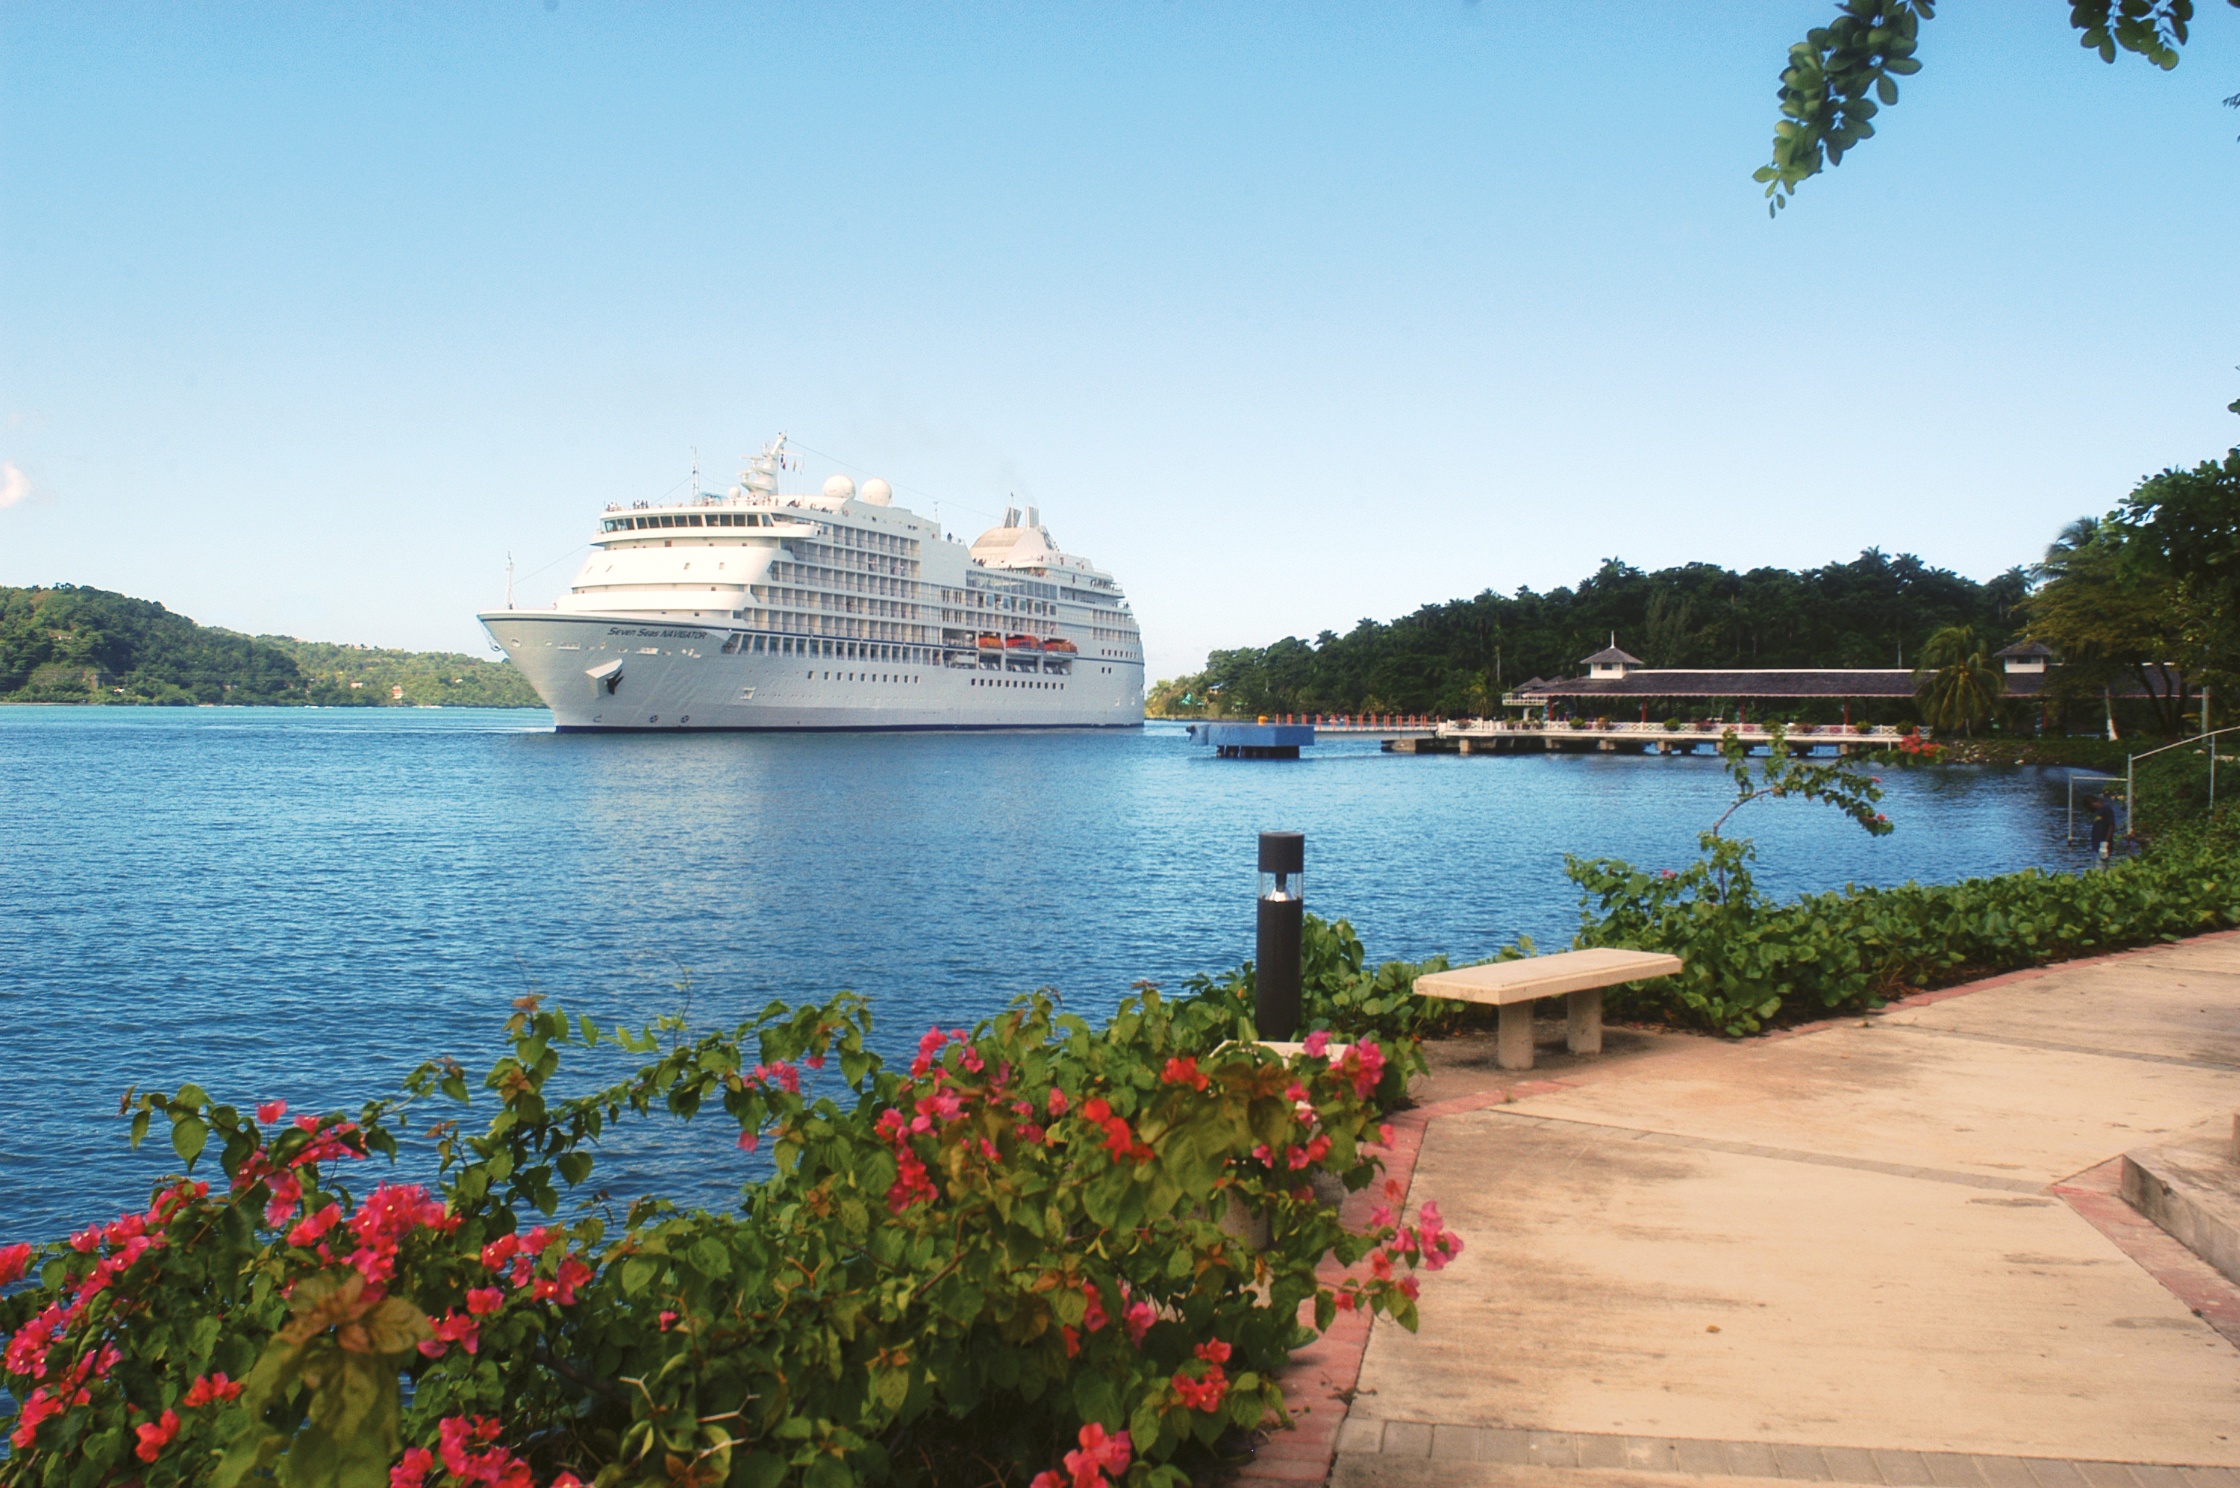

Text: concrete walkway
xmin=1327 ymin=934 xmax=2240 ymax=1488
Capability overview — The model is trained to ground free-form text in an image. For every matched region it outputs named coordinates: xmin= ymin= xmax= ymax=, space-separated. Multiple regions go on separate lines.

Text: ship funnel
xmin=1025 ymin=505 xmax=1040 ymax=529
xmin=1002 ymin=505 xmax=1019 ymax=528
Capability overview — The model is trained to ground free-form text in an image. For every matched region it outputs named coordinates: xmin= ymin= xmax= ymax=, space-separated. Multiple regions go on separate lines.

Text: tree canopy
xmin=1149 ymin=550 xmax=2028 ymax=720
xmin=2026 ymin=446 xmax=2240 ymax=732
xmin=1761 ymin=0 xmax=2240 ymax=213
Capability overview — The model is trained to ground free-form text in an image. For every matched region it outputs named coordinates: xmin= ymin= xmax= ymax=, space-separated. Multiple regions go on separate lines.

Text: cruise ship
xmin=479 ymin=436 xmax=1145 ymax=731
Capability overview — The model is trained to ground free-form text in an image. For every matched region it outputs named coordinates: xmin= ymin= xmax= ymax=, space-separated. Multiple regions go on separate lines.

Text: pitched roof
xmin=1994 ymin=640 xmax=2056 ymax=659
xmin=1581 ymin=646 xmax=1644 ymax=666
xmin=1509 ymin=665 xmax=2178 ymax=700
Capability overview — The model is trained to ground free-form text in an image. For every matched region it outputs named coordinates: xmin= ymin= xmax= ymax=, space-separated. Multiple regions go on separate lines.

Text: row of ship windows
xmin=604 ymin=512 xmax=786 ymax=531
xmin=722 ymin=635 xmax=938 ymax=663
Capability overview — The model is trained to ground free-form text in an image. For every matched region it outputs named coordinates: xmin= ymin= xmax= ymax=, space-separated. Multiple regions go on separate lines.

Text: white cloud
xmin=0 ymin=461 xmax=30 ymax=509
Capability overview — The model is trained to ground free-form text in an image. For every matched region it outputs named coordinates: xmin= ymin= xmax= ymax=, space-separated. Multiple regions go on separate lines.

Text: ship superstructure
xmin=479 ymin=436 xmax=1145 ymax=730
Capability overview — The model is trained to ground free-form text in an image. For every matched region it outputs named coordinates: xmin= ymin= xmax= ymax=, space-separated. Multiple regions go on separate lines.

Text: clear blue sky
xmin=4 ymin=4 xmax=2236 ymax=680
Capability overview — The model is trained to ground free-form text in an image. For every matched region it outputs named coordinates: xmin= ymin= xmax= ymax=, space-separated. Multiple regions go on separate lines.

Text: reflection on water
xmin=0 ymin=708 xmax=2100 ymax=1238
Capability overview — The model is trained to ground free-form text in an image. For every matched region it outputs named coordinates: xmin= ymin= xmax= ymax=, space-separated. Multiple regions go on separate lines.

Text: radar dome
xmin=822 ymin=474 xmax=856 ymax=500
xmin=861 ymin=477 xmax=892 ymax=506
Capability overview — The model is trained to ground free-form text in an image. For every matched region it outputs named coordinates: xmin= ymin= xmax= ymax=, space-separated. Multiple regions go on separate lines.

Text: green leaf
xmin=622 ymin=1257 xmax=656 ymax=1295
xmin=736 ymin=1453 xmax=789 ymax=1488
xmin=804 ymin=1456 xmax=854 ymax=1488
xmin=171 ymin=1115 xmax=209 ymax=1168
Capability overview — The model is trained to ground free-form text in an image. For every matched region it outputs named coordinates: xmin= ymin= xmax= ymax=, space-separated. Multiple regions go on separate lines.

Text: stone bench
xmin=1413 ymin=948 xmax=1685 ymax=1070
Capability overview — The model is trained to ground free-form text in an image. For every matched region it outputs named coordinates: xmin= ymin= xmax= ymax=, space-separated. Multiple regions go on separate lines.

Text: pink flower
xmin=1123 ymin=1298 xmax=1156 ymax=1344
xmin=736 ymin=1130 xmax=760 ymax=1153
xmin=287 ymin=1202 xmax=342 ymax=1247
xmin=10 ymin=1386 xmax=63 ymax=1449
xmin=390 ymin=1446 xmax=437 ymax=1488
xmin=1066 ymin=1422 xmax=1132 ymax=1481
xmin=0 ymin=1243 xmax=30 ymax=1286
xmin=257 ymin=1100 xmax=287 ymax=1123
xmin=419 ymin=1310 xmax=481 ymax=1358
xmin=1046 ymin=1088 xmax=1069 ymax=1116
xmin=466 ymin=1286 xmax=504 ymax=1316
xmin=1301 ymin=1029 xmax=1331 ymax=1057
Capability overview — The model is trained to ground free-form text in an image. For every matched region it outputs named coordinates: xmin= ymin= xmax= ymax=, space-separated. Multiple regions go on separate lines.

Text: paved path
xmin=1291 ymin=934 xmax=2240 ymax=1488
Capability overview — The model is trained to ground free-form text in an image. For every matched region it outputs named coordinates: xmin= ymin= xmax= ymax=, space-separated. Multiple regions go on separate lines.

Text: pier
xmin=1387 ymin=719 xmax=1916 ymax=756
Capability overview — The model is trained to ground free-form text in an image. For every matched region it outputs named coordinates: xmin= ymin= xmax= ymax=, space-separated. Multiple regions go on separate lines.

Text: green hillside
xmin=0 ymin=585 xmax=541 ymax=707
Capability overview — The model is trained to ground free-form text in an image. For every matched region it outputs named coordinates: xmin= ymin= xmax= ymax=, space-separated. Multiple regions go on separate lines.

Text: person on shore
xmin=2089 ymin=795 xmax=2118 ymax=862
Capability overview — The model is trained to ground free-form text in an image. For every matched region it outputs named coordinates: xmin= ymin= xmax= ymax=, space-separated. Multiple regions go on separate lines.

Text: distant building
xmin=1506 ymin=640 xmax=2175 ymax=714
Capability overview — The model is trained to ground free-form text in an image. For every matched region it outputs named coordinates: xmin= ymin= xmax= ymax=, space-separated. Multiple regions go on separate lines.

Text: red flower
xmin=0 ymin=1243 xmax=30 ymax=1286
xmin=257 ymin=1100 xmax=287 ymax=1123
xmin=480 ymin=1234 xmax=519 ymax=1270
xmin=1064 ymin=1422 xmax=1132 ymax=1485
xmin=1195 ymin=1338 xmax=1231 ymax=1365
xmin=133 ymin=1408 xmax=180 ymax=1463
xmin=1172 ymin=1364 xmax=1228 ymax=1412
xmin=1159 ymin=1056 xmax=1208 ymax=1092
xmin=182 ymin=1371 xmax=242 ymax=1407
xmin=466 ymin=1285 xmax=504 ymax=1315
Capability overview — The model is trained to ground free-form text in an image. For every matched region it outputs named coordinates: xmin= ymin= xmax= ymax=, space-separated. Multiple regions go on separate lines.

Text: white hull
xmin=482 ymin=610 xmax=1143 ymax=731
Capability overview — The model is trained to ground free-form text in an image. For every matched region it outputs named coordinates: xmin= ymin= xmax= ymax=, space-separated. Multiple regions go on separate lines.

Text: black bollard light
xmin=1255 ymin=831 xmax=1305 ymax=1040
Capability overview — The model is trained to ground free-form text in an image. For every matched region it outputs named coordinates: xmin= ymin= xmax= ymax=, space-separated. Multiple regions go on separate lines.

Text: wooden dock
xmin=1384 ymin=720 xmax=1916 ymax=757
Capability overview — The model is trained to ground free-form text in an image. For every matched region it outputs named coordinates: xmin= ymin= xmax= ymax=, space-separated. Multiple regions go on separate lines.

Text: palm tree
xmin=1914 ymin=625 xmax=2003 ymax=736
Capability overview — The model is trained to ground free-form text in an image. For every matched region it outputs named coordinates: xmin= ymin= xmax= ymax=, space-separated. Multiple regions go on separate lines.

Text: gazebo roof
xmin=1581 ymin=645 xmax=1644 ymax=667
xmin=1994 ymin=640 xmax=2056 ymax=660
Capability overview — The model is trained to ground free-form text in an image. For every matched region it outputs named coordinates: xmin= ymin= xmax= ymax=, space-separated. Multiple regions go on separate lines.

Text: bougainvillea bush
xmin=0 ymin=986 xmax=1457 ymax=1488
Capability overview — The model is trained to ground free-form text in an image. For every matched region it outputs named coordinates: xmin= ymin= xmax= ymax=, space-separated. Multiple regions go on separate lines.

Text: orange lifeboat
xmin=1040 ymin=637 xmax=1078 ymax=654
xmin=1004 ymin=634 xmax=1042 ymax=650
xmin=976 ymin=633 xmax=1004 ymax=650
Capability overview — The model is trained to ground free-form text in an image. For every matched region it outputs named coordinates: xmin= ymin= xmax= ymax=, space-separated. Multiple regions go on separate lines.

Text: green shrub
xmin=0 ymin=989 xmax=1458 ymax=1488
xmin=1569 ymin=807 xmax=2240 ymax=1036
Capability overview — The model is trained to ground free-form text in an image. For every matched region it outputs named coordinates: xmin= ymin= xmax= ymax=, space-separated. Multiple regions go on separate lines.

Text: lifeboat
xmin=1040 ymin=637 xmax=1078 ymax=654
xmin=976 ymin=633 xmax=1004 ymax=649
xmin=1004 ymin=634 xmax=1042 ymax=650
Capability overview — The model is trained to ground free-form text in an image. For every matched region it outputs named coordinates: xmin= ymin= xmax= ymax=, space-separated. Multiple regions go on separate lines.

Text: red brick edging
xmin=2051 ymin=1158 xmax=2240 ymax=1350
xmin=1230 ymin=1078 xmax=1578 ymax=1482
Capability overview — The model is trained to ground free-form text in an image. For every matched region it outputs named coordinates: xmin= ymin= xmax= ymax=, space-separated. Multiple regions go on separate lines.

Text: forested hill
xmin=1151 ymin=551 xmax=2030 ymax=718
xmin=0 ymin=585 xmax=541 ymax=707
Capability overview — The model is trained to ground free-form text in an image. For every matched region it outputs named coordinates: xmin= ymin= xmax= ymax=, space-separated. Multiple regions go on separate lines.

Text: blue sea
xmin=0 ymin=707 xmax=2103 ymax=1243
